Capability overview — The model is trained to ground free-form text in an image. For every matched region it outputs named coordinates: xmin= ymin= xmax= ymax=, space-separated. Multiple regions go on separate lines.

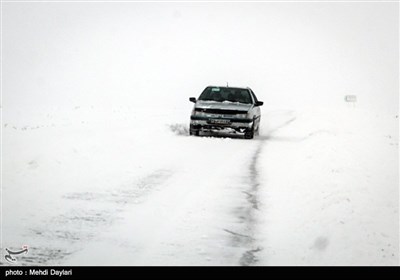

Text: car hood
xmin=195 ymin=101 xmax=252 ymax=112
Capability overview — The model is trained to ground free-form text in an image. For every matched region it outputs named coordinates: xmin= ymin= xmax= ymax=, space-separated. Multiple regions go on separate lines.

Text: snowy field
xmin=1 ymin=106 xmax=398 ymax=266
xmin=1 ymin=2 xmax=399 ymax=266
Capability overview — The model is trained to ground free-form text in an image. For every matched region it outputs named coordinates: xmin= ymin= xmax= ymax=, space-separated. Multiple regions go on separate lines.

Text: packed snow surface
xmin=1 ymin=107 xmax=398 ymax=266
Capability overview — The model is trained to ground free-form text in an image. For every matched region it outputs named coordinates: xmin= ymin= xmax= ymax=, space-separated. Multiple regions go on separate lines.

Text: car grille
xmin=194 ymin=108 xmax=247 ymax=115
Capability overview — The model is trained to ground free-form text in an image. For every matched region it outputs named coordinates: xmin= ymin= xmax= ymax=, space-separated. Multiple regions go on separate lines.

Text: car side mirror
xmin=189 ymin=97 xmax=196 ymax=103
xmin=255 ymin=101 xmax=263 ymax=106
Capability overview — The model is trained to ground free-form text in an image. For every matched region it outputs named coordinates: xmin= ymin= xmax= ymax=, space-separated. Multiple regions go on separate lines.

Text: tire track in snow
xmin=19 ymin=169 xmax=173 ymax=265
xmin=239 ymin=141 xmax=264 ymax=266
xmin=223 ymin=140 xmax=264 ymax=266
xmin=226 ymin=112 xmax=297 ymax=266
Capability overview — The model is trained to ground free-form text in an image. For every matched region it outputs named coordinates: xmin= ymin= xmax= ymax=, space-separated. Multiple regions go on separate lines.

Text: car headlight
xmin=194 ymin=110 xmax=212 ymax=117
xmin=193 ymin=110 xmax=202 ymax=116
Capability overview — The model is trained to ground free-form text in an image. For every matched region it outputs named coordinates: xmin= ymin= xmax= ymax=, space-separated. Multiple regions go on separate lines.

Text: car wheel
xmin=244 ymin=125 xmax=254 ymax=139
xmin=189 ymin=125 xmax=200 ymax=136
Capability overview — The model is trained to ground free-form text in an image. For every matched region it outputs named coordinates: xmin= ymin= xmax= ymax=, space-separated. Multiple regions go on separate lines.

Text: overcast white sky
xmin=2 ymin=1 xmax=399 ymax=121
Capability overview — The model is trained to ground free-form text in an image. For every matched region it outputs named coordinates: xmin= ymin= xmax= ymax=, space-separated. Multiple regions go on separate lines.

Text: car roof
xmin=207 ymin=86 xmax=251 ymax=91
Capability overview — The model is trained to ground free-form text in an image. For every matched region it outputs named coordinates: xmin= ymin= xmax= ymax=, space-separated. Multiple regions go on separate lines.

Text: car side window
xmin=249 ymin=90 xmax=258 ymax=104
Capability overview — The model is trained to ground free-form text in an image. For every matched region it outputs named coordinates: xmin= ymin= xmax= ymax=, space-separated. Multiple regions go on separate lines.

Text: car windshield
xmin=198 ymin=87 xmax=252 ymax=104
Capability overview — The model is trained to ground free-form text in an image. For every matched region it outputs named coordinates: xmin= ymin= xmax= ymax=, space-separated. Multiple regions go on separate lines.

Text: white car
xmin=189 ymin=86 xmax=263 ymax=139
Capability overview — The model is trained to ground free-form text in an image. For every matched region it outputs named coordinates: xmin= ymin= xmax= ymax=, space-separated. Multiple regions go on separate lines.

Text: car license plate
xmin=210 ymin=119 xmax=230 ymax=125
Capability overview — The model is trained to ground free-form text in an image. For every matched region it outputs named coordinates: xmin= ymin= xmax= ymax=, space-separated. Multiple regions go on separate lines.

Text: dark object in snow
xmin=189 ymin=86 xmax=263 ymax=139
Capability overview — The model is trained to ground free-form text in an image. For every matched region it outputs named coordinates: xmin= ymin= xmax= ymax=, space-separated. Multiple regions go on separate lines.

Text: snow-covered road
xmin=1 ymin=108 xmax=398 ymax=266
xmin=2 ymin=2 xmax=398 ymax=267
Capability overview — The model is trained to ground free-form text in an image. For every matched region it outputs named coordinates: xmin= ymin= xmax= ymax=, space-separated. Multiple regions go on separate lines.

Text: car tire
xmin=189 ymin=125 xmax=200 ymax=136
xmin=244 ymin=125 xmax=254 ymax=139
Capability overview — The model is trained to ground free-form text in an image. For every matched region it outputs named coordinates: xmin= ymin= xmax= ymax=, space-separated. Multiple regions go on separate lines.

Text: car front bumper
xmin=190 ymin=115 xmax=253 ymax=133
